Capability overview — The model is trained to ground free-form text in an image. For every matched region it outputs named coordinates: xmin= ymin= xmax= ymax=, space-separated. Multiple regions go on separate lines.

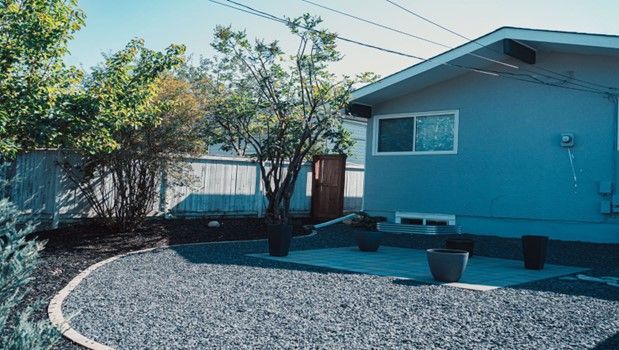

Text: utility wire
xmin=207 ymin=0 xmax=611 ymax=96
xmin=385 ymin=0 xmax=617 ymax=93
xmin=302 ymin=0 xmax=518 ymax=69
xmin=212 ymin=0 xmax=426 ymax=60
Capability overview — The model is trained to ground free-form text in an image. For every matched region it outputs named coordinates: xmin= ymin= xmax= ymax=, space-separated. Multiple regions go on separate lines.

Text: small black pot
xmin=267 ymin=223 xmax=292 ymax=257
xmin=445 ymin=237 xmax=475 ymax=258
xmin=522 ymin=235 xmax=548 ymax=270
xmin=355 ymin=230 xmax=384 ymax=252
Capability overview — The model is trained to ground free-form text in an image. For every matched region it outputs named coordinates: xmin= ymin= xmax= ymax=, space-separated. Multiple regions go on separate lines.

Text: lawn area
xmin=42 ymin=224 xmax=619 ymax=349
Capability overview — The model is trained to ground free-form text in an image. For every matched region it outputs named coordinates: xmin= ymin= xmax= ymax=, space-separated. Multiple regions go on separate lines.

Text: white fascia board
xmin=350 ymin=29 xmax=510 ymax=102
xmin=350 ymin=27 xmax=619 ymax=104
xmin=508 ymin=27 xmax=619 ymax=50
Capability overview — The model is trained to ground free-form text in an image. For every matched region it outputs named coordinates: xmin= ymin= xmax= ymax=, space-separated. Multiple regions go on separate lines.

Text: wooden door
xmin=311 ymin=154 xmax=347 ymax=220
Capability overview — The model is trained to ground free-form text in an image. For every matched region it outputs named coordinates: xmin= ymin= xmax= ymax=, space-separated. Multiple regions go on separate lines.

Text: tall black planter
xmin=445 ymin=237 xmax=475 ymax=258
xmin=268 ymin=224 xmax=292 ymax=257
xmin=522 ymin=235 xmax=548 ymax=270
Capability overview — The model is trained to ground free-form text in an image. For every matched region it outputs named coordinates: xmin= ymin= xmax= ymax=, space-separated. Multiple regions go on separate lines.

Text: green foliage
xmin=0 ymin=0 xmax=85 ymax=158
xmin=57 ymin=39 xmax=186 ymax=154
xmin=58 ymin=41 xmax=206 ymax=232
xmin=350 ymin=212 xmax=387 ymax=231
xmin=205 ymin=14 xmax=375 ymax=223
xmin=0 ymin=198 xmax=59 ymax=349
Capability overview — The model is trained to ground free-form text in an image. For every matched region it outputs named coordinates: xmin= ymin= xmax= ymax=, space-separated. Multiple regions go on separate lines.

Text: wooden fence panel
xmin=4 ymin=152 xmax=364 ymax=226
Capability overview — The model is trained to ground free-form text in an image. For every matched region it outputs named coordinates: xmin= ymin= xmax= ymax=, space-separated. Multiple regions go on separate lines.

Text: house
xmin=349 ymin=27 xmax=619 ymax=243
xmin=208 ymin=115 xmax=368 ymax=165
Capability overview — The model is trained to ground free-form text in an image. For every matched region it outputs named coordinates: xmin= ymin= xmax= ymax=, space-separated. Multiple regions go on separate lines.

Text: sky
xmin=65 ymin=0 xmax=619 ymax=78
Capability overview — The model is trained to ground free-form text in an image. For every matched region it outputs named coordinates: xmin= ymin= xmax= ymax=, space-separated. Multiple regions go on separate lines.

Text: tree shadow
xmin=593 ymin=331 xmax=619 ymax=350
xmin=167 ymin=227 xmax=619 ymax=302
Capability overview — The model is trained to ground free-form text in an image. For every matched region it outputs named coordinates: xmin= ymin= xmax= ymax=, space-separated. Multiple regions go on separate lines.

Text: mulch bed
xmin=18 ymin=217 xmax=314 ymax=349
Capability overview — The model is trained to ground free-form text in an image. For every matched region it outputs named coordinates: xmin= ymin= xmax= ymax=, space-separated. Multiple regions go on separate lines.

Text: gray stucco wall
xmin=364 ymin=52 xmax=619 ymax=242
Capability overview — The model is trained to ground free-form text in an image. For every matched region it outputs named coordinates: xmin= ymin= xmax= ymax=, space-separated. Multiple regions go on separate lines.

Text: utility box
xmin=560 ymin=133 xmax=574 ymax=147
xmin=612 ymin=195 xmax=619 ymax=213
xmin=601 ymin=200 xmax=612 ymax=214
xmin=598 ymin=181 xmax=613 ymax=195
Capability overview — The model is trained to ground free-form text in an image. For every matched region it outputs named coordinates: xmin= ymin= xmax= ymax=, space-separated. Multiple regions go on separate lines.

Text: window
xmin=374 ymin=110 xmax=458 ymax=155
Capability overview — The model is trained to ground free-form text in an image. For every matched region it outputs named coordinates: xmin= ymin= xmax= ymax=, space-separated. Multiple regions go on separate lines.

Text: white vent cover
xmin=395 ymin=212 xmax=456 ymax=226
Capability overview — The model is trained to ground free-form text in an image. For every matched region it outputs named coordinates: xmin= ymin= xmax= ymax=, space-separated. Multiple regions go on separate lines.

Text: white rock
xmin=207 ymin=220 xmax=221 ymax=228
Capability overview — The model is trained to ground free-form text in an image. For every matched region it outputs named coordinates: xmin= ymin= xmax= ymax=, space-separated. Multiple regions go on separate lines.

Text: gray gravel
xmin=62 ymin=226 xmax=619 ymax=349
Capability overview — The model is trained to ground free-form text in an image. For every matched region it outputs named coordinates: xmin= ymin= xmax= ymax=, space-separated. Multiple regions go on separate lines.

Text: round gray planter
xmin=426 ymin=248 xmax=469 ymax=282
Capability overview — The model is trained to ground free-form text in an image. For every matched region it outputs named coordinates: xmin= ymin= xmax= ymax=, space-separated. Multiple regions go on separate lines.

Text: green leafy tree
xmin=207 ymin=15 xmax=375 ymax=223
xmin=59 ymin=40 xmax=205 ymax=232
xmin=0 ymin=0 xmax=85 ymax=157
xmin=0 ymin=197 xmax=59 ymax=349
xmin=0 ymin=1 xmax=83 ymax=348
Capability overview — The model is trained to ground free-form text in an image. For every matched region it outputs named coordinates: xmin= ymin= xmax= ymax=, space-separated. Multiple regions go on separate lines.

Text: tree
xmin=206 ymin=15 xmax=374 ymax=223
xmin=0 ymin=1 xmax=83 ymax=348
xmin=58 ymin=40 xmax=201 ymax=232
xmin=0 ymin=0 xmax=85 ymax=158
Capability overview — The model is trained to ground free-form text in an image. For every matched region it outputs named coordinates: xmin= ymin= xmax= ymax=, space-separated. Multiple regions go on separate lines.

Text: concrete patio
xmin=249 ymin=245 xmax=588 ymax=291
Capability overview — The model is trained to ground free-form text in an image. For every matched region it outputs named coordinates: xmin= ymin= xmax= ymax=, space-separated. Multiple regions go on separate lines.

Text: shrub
xmin=58 ymin=41 xmax=203 ymax=232
xmin=350 ymin=212 xmax=387 ymax=230
xmin=0 ymin=198 xmax=59 ymax=349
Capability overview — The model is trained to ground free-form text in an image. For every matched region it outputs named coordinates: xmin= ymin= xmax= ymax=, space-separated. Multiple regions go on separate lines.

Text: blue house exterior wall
xmin=363 ymin=52 xmax=619 ymax=243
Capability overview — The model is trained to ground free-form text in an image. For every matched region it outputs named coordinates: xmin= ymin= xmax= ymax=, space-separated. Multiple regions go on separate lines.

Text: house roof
xmin=350 ymin=27 xmax=619 ymax=106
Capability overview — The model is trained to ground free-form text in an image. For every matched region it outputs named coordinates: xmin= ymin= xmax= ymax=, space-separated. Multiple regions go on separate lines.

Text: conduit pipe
xmin=304 ymin=213 xmax=359 ymax=232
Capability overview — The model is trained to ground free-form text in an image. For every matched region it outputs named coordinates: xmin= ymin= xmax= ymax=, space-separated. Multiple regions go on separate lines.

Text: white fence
xmin=2 ymin=151 xmax=364 ymax=226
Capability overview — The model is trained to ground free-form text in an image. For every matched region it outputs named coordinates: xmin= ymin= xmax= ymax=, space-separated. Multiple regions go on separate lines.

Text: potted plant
xmin=205 ymin=17 xmax=370 ymax=257
xmin=350 ymin=212 xmax=387 ymax=252
xmin=266 ymin=213 xmax=293 ymax=257
xmin=426 ymin=248 xmax=469 ymax=282
xmin=521 ymin=235 xmax=549 ymax=270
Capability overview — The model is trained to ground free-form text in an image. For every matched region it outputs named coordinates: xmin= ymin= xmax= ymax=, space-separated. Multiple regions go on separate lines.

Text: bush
xmin=0 ymin=198 xmax=59 ymax=349
xmin=58 ymin=41 xmax=202 ymax=233
xmin=350 ymin=212 xmax=386 ymax=230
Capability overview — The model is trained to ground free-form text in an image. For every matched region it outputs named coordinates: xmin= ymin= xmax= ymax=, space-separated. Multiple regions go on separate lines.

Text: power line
xmin=385 ymin=0 xmax=618 ymax=93
xmin=303 ymin=0 xmax=449 ymax=49
xmin=304 ymin=0 xmax=613 ymax=94
xmin=302 ymin=0 xmax=518 ymax=69
xmin=217 ymin=0 xmax=426 ymax=60
xmin=207 ymin=0 xmax=611 ymax=96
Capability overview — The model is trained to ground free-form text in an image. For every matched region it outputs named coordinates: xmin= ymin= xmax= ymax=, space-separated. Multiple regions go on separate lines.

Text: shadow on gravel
xmin=391 ymin=279 xmax=430 ymax=288
xmin=593 ymin=331 xmax=619 ymax=349
xmin=168 ymin=227 xmax=619 ymax=301
xmin=509 ymin=278 xmax=619 ymax=302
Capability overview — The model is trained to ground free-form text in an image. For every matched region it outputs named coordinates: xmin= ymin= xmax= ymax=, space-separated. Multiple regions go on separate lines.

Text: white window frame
xmin=372 ymin=110 xmax=459 ymax=156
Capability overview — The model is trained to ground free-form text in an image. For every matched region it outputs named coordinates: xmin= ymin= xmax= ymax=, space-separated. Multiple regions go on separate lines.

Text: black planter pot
xmin=355 ymin=230 xmax=384 ymax=252
xmin=267 ymin=224 xmax=292 ymax=257
xmin=522 ymin=235 xmax=548 ymax=270
xmin=445 ymin=237 xmax=475 ymax=258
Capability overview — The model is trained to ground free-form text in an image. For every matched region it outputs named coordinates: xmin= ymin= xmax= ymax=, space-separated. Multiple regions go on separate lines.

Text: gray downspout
xmin=614 ymin=96 xmax=619 ymax=204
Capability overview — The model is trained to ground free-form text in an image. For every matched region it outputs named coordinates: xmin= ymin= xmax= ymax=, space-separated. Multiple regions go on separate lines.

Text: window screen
xmin=414 ymin=114 xmax=455 ymax=152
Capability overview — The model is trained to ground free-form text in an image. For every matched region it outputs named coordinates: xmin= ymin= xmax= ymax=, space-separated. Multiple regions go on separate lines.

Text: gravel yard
xmin=20 ymin=217 xmax=312 ymax=350
xmin=59 ymin=225 xmax=619 ymax=349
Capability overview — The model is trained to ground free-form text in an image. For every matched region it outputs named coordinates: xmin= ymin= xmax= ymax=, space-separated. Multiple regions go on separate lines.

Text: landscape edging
xmin=48 ymin=231 xmax=317 ymax=350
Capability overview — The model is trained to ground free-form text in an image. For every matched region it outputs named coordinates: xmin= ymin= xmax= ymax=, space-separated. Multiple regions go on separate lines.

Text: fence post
xmin=254 ymin=163 xmax=263 ymax=217
xmin=51 ymin=151 xmax=61 ymax=229
xmin=158 ymin=170 xmax=168 ymax=215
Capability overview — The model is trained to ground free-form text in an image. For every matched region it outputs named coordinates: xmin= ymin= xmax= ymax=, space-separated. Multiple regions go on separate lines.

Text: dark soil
xmin=19 ymin=217 xmax=314 ymax=350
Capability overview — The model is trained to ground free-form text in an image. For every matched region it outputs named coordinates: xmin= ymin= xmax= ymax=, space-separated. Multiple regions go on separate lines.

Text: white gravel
xmin=62 ymin=228 xmax=619 ymax=349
